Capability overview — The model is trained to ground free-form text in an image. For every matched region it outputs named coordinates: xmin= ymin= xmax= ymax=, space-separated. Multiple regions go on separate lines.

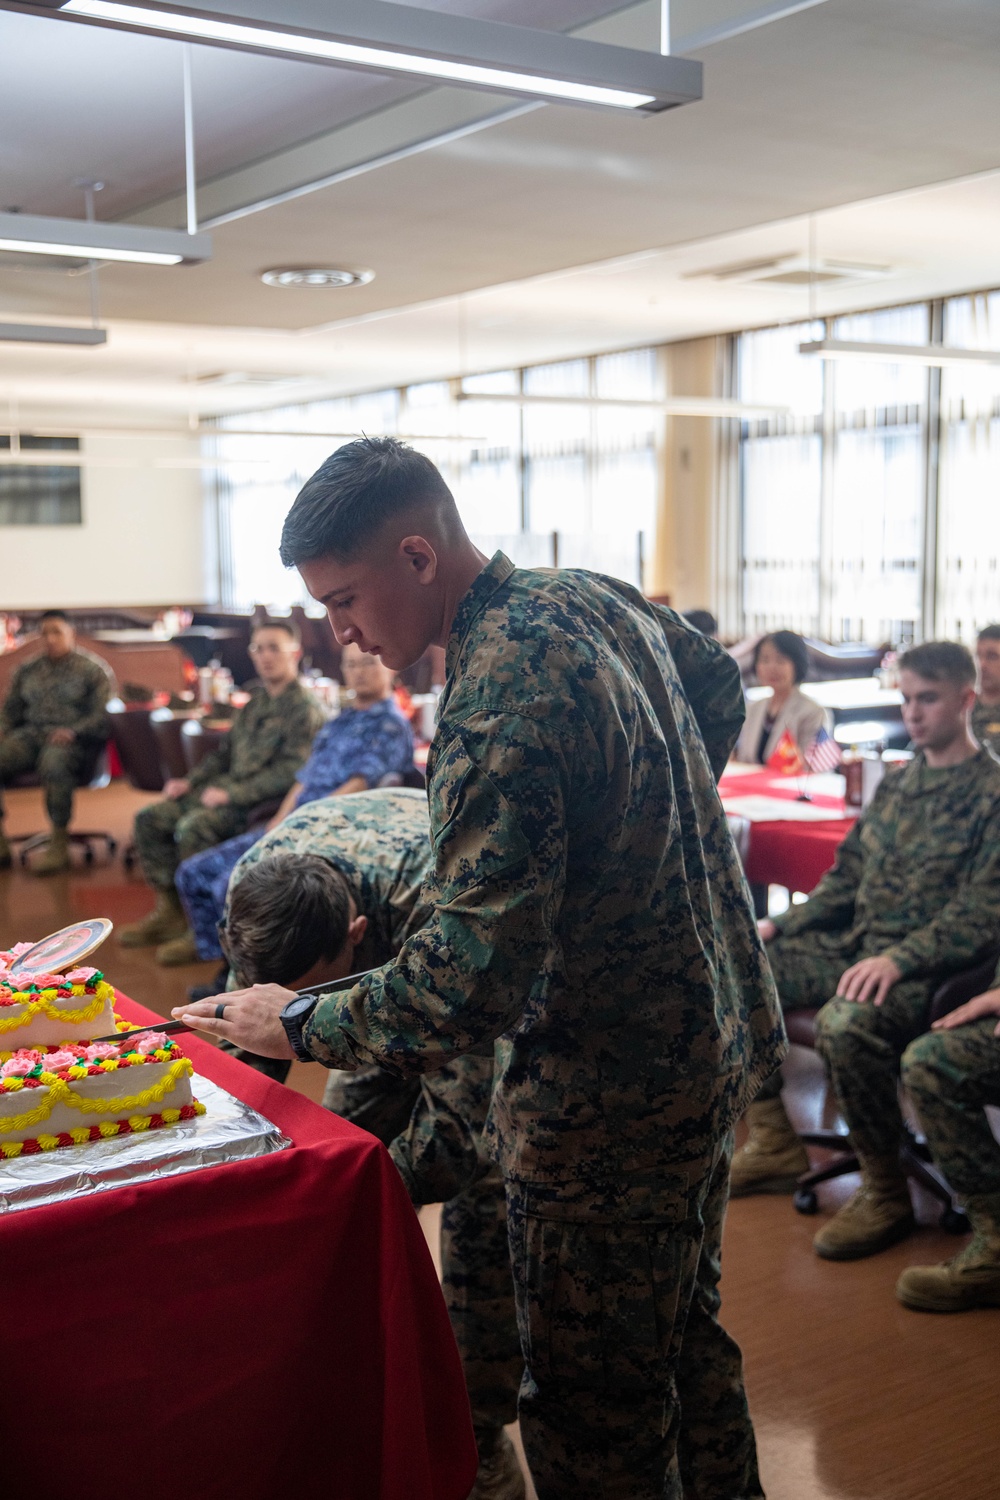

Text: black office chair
xmin=9 ymin=748 xmax=118 ymax=868
xmin=787 ymin=945 xmax=1000 ymax=1232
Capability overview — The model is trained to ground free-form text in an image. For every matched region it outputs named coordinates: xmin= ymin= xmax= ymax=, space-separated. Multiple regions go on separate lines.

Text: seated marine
xmin=120 ymin=620 xmax=323 ymax=961
xmin=972 ymin=623 xmax=1000 ymax=755
xmin=0 ymin=610 xmax=111 ymax=875
xmin=171 ymin=641 xmax=414 ymax=969
xmin=216 ymin=788 xmax=524 ymax=1500
xmin=734 ymin=641 xmax=1000 ymax=1264
xmin=895 ymin=979 xmax=1000 ymax=1313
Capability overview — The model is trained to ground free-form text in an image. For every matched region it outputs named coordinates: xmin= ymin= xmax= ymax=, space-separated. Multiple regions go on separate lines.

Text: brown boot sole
xmin=896 ymin=1282 xmax=1000 ymax=1313
xmin=729 ymin=1173 xmax=802 ymax=1198
xmin=815 ymin=1212 xmax=916 ymax=1262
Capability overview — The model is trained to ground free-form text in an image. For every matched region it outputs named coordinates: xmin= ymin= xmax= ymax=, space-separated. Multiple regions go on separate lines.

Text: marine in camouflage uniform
xmin=296 ymin=554 xmax=785 ymax=1500
xmin=971 ymin=697 xmax=1000 ymax=756
xmin=224 ymin=790 xmax=524 ymax=1461
xmin=736 ymin=752 xmax=1000 ymax=1217
xmin=131 ymin=678 xmax=323 ymax=891
xmin=0 ymin=648 xmax=110 ymax=831
xmin=896 ymin=1000 xmax=1000 ymax=1310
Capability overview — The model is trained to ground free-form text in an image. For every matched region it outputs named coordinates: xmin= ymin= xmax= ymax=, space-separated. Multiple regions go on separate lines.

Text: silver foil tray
xmin=0 ymin=1074 xmax=291 ymax=1215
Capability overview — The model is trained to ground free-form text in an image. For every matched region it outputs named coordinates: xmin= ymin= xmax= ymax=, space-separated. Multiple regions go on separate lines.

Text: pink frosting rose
xmin=133 ymin=1031 xmax=171 ymax=1055
xmin=65 ymin=967 xmax=99 ymax=983
xmin=1 ymin=1049 xmax=43 ymax=1077
xmin=83 ymin=1041 xmax=119 ymax=1062
xmin=40 ymin=1048 xmax=78 ymax=1072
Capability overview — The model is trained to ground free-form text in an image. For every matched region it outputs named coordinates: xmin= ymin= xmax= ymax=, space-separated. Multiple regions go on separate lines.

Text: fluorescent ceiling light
xmin=0 ymin=323 xmax=107 ymax=345
xmin=0 ymin=211 xmax=211 ymax=266
xmin=45 ymin=0 xmax=701 ymax=112
xmin=800 ymin=339 xmax=1000 ymax=368
xmin=457 ymin=391 xmax=789 ymax=419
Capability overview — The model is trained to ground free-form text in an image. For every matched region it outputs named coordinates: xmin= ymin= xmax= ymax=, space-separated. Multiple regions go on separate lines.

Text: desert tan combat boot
xmin=0 ymin=830 xmax=11 ymax=870
xmin=896 ymin=1194 xmax=1000 ymax=1312
xmin=155 ymin=929 xmax=200 ymax=967
xmin=813 ymin=1162 xmax=915 ymax=1261
xmin=120 ymin=889 xmax=187 ymax=948
xmin=729 ymin=1096 xmax=810 ymax=1196
xmin=468 ymin=1429 xmax=526 ymax=1500
xmin=33 ymin=828 xmax=71 ymax=876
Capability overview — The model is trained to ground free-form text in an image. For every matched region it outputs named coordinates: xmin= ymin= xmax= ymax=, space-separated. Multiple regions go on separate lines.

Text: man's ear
xmin=399 ymin=534 xmax=439 ymax=585
xmin=348 ymin=913 xmax=368 ymax=948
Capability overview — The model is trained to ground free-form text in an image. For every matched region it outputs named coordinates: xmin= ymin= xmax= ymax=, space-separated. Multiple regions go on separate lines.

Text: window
xmin=210 ymin=349 xmax=658 ymax=609
xmin=0 ymin=436 xmax=81 ymax=525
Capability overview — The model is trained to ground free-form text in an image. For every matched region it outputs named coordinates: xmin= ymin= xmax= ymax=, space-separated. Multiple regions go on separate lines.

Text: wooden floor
xmin=3 ymin=781 xmax=999 ymax=1500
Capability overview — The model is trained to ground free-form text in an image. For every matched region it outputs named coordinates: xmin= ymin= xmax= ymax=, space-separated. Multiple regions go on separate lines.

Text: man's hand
xmin=173 ymin=983 xmax=298 ymax=1059
xmin=200 ymin=786 xmax=230 ymax=809
xmin=758 ymin=918 xmax=777 ymax=942
xmin=836 ymin=954 xmax=902 ymax=1007
xmin=932 ymin=988 xmax=1000 ymax=1038
xmin=163 ymin=777 xmax=190 ymax=800
xmin=47 ymin=727 xmax=76 ymax=746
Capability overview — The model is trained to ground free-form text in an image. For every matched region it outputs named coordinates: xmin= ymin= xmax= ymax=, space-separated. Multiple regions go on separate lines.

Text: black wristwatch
xmin=280 ymin=992 xmax=320 ymax=1062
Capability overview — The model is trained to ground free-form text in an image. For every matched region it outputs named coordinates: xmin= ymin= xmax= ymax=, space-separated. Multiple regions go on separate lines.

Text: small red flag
xmin=768 ymin=728 xmax=806 ymax=776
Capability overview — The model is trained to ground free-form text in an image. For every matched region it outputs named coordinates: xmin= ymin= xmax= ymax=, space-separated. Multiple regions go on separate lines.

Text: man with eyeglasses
xmin=121 ymin=620 xmax=323 ymax=959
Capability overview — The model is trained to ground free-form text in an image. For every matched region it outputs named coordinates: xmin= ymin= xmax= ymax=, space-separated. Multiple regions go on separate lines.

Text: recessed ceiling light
xmin=261 ymin=267 xmax=374 ymax=289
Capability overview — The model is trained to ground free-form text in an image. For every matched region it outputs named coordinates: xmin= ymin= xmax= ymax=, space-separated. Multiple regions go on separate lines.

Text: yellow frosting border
xmin=0 ymin=1056 xmax=194 ymax=1135
xmin=0 ymin=980 xmax=116 ymax=1035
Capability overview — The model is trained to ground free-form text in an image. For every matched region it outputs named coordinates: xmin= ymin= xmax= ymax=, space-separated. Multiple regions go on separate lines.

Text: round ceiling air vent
xmin=260 ymin=267 xmax=374 ymax=289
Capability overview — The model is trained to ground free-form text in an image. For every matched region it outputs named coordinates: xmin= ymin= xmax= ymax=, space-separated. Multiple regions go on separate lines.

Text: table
xmin=0 ymin=996 xmax=478 ymax=1500
xmin=720 ymin=766 xmax=856 ymax=895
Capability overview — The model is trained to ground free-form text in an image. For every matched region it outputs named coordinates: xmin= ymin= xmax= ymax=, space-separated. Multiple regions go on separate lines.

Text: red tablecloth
xmin=720 ymin=767 xmax=856 ymax=894
xmin=0 ymin=996 xmax=478 ymax=1500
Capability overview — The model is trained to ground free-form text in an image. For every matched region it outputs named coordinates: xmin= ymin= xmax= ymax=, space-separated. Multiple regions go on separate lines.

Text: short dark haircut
xmin=223 ymin=854 xmax=353 ymax=986
xmin=280 ymin=436 xmax=460 ymax=566
xmin=39 ymin=609 xmax=70 ymax=624
xmin=977 ymin=624 xmax=1000 ymax=645
xmin=899 ymin=641 xmax=976 ymax=689
xmin=250 ymin=618 xmax=301 ymax=646
xmin=754 ymin=630 xmax=810 ymax=685
xmin=683 ymin=609 xmax=717 ymax=637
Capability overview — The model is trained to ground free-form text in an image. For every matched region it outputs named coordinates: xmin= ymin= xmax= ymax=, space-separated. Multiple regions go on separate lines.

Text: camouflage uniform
xmin=902 ymin=1016 xmax=1000 ymax=1198
xmin=132 ymin=680 xmax=322 ymax=890
xmin=299 ymin=553 xmax=785 ymax=1500
xmin=0 ymin=650 xmax=111 ymax=828
xmin=225 ymin=790 xmax=523 ymax=1441
xmin=971 ymin=698 xmax=1000 ymax=757
xmin=763 ymin=752 xmax=1000 ymax=1171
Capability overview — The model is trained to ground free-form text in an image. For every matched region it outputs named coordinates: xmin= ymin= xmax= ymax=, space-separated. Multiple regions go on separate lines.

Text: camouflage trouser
xmin=506 ymin=1134 xmax=763 ymax=1500
xmin=901 ymin=1018 xmax=1000 ymax=1198
xmin=326 ymin=1057 xmax=523 ymax=1439
xmin=133 ymin=792 xmax=249 ymax=891
xmin=0 ymin=727 xmax=103 ymax=829
xmin=756 ymin=930 xmax=936 ymax=1133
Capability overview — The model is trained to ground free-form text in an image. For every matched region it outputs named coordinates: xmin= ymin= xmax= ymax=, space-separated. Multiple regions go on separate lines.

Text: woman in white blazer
xmin=735 ymin=631 xmax=831 ymax=764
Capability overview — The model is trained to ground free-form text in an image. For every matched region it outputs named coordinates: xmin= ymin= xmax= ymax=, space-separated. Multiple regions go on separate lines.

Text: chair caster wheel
xmin=108 ymin=838 xmax=118 ymax=856
xmin=941 ymin=1208 xmax=969 ymax=1234
xmin=794 ymin=1188 xmax=819 ymax=1215
xmin=19 ymin=852 xmax=29 ymax=868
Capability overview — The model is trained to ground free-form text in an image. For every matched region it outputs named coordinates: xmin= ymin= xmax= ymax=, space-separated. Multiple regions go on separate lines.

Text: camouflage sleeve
xmin=883 ymin=805 xmax=1000 ymax=978
xmin=302 ymin=711 xmax=566 ymax=1075
xmin=388 ymin=1052 xmax=494 ymax=1207
xmin=0 ymin=665 xmax=28 ymax=734
xmin=771 ymin=818 xmax=864 ymax=937
xmin=224 ymin=699 xmax=322 ymax=808
xmin=73 ymin=662 xmax=112 ymax=741
xmin=649 ymin=606 xmax=745 ymax=780
xmin=187 ymin=738 xmax=232 ymax=793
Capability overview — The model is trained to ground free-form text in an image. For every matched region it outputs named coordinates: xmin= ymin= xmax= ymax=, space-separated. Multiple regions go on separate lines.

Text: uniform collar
xmin=901 ymin=746 xmax=988 ymax=795
xmin=445 ymin=551 xmax=515 ymax=681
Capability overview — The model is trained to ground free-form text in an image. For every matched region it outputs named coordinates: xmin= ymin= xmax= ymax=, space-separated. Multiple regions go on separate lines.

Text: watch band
xmin=280 ymin=994 xmax=320 ymax=1063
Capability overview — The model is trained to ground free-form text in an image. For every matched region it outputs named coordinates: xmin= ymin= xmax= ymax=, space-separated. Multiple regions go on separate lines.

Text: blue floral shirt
xmin=296 ymin=698 xmax=415 ymax=805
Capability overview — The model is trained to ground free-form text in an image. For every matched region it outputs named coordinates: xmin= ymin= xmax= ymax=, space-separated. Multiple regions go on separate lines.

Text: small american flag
xmin=806 ymin=725 xmax=842 ymax=773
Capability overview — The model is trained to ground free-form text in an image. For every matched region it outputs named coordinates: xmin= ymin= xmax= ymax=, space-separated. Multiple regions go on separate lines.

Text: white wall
xmin=2 ymin=432 xmax=211 ymax=609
